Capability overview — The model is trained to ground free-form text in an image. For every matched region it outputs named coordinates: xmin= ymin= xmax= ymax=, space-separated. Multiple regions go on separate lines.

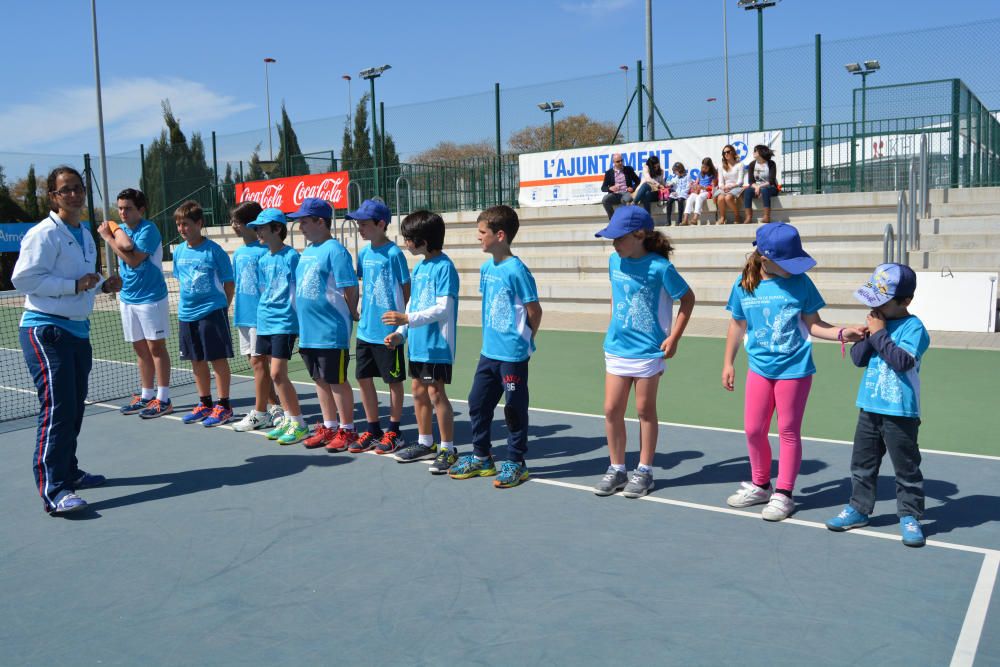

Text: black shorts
xmin=355 ymin=340 xmax=406 ymax=384
xmin=300 ymin=348 xmax=351 ymax=384
xmin=178 ymin=308 xmax=233 ymax=362
xmin=409 ymin=360 xmax=452 ymax=385
xmin=256 ymin=333 xmax=297 ymax=360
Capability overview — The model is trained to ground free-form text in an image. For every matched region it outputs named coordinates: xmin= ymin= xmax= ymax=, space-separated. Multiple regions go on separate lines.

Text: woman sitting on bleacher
xmin=743 ymin=144 xmax=778 ymax=224
xmin=715 ymin=144 xmax=745 ymax=224
xmin=632 ymin=155 xmax=667 ymax=214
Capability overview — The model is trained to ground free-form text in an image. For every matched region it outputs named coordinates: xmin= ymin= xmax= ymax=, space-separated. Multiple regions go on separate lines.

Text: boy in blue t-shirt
xmin=287 ymin=198 xmax=360 ymax=452
xmin=171 ymin=200 xmax=236 ymax=427
xmin=448 ymin=205 xmax=542 ymax=489
xmin=383 ymin=211 xmax=460 ymax=472
xmin=97 ymin=188 xmax=173 ymax=419
xmin=247 ymin=208 xmax=308 ymax=445
xmin=347 ymin=199 xmax=410 ymax=455
xmin=229 ymin=201 xmax=283 ymax=433
xmin=826 ymin=264 xmax=931 ymax=547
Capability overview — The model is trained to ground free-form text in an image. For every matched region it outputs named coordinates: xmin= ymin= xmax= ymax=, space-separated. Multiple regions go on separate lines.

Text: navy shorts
xmin=300 ymin=348 xmax=350 ymax=384
xmin=409 ymin=360 xmax=452 ymax=385
xmin=255 ymin=333 xmax=297 ymax=360
xmin=178 ymin=308 xmax=233 ymax=362
xmin=356 ymin=340 xmax=406 ymax=384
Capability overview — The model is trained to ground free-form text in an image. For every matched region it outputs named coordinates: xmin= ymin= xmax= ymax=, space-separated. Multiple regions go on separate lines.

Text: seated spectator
xmin=663 ymin=162 xmax=691 ymax=227
xmin=684 ymin=157 xmax=718 ymax=226
xmin=633 ymin=155 xmax=667 ymax=214
xmin=742 ymin=144 xmax=779 ymax=224
xmin=600 ymin=153 xmax=640 ymax=219
xmin=714 ymin=144 xmax=744 ymax=224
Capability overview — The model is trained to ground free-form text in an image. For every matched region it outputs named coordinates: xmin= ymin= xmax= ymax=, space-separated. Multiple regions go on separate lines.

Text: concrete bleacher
xmin=178 ymin=186 xmax=1000 ymax=333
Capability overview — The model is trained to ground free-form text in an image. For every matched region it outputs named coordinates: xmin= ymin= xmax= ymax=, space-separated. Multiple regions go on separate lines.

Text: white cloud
xmin=0 ymin=77 xmax=254 ymax=154
xmin=560 ymin=0 xmax=633 ymax=16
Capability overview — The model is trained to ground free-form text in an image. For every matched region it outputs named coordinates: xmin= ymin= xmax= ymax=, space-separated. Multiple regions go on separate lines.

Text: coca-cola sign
xmin=235 ymin=171 xmax=349 ymax=212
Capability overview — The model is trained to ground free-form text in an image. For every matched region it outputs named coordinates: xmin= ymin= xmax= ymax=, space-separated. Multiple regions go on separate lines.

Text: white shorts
xmin=119 ymin=298 xmax=170 ymax=343
xmin=238 ymin=326 xmax=262 ymax=357
xmin=604 ymin=352 xmax=665 ymax=378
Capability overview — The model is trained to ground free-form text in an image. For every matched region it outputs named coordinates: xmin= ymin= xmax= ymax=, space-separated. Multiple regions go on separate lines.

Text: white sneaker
xmin=761 ymin=493 xmax=795 ymax=521
xmin=727 ymin=481 xmax=772 ymax=508
xmin=268 ymin=405 xmax=285 ymax=423
xmin=233 ymin=410 xmax=272 ymax=432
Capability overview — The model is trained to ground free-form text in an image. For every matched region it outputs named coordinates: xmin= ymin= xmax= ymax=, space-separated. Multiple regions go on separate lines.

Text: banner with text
xmin=235 ymin=171 xmax=350 ymax=213
xmin=517 ymin=131 xmax=782 ymax=208
xmin=0 ymin=223 xmax=37 ymax=252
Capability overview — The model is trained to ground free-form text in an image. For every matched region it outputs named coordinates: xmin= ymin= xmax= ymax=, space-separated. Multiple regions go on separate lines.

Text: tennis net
xmin=0 ymin=287 xmax=251 ymax=423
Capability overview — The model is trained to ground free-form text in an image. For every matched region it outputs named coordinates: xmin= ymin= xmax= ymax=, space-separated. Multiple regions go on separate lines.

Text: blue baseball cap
xmin=753 ymin=222 xmax=815 ymax=274
xmin=595 ymin=206 xmax=654 ymax=239
xmin=345 ymin=199 xmax=391 ymax=223
xmin=246 ymin=207 xmax=286 ymax=228
xmin=287 ymin=197 xmax=332 ymax=220
xmin=854 ymin=263 xmax=917 ymax=307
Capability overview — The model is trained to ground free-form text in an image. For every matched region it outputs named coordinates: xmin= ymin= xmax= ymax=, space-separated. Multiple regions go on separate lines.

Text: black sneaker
xmin=394 ymin=443 xmax=437 ymax=463
xmin=428 ymin=448 xmax=458 ymax=475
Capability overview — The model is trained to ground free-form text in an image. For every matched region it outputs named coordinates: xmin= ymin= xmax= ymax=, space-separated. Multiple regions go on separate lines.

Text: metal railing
xmin=889 ymin=134 xmax=931 ymax=266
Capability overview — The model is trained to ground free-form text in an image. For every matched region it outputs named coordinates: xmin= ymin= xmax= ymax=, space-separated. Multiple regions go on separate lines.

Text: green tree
xmin=507 ymin=114 xmax=619 ymax=153
xmin=343 ymin=93 xmax=373 ymax=171
xmin=412 ymin=140 xmax=495 ymax=164
xmin=247 ymin=144 xmax=266 ymax=181
xmin=144 ymin=100 xmax=214 ymax=222
xmin=272 ymin=104 xmax=309 ymax=177
xmin=23 ymin=165 xmax=40 ymax=220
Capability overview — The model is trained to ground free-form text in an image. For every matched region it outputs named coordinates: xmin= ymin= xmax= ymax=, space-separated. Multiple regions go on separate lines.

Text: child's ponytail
xmin=643 ymin=230 xmax=674 ymax=259
xmin=741 ymin=250 xmax=764 ymax=295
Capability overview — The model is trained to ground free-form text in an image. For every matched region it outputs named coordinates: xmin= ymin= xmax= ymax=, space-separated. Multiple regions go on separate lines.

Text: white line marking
xmin=0 ymin=384 xmax=36 ymax=395
xmin=951 ymin=552 xmax=1000 ymax=667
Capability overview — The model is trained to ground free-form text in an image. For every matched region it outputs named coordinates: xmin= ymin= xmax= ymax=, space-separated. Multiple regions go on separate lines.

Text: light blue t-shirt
xmin=726 ymin=273 xmax=826 ymax=379
xmin=171 ymin=238 xmax=233 ymax=322
xmin=407 ymin=254 xmax=459 ymax=364
xmin=119 ymin=219 xmax=167 ymax=305
xmin=604 ymin=253 xmax=690 ymax=359
xmin=480 ymin=256 xmax=539 ymax=362
xmin=20 ymin=222 xmax=91 ymax=338
xmin=232 ymin=241 xmax=268 ymax=328
xmin=295 ymin=238 xmax=358 ymax=349
xmin=256 ymin=245 xmax=300 ymax=336
xmin=856 ymin=315 xmax=930 ymax=418
xmin=357 ymin=241 xmax=410 ymax=344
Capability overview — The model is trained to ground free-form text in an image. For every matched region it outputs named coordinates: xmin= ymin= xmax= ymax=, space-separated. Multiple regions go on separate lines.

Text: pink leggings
xmin=743 ymin=370 xmax=813 ymax=492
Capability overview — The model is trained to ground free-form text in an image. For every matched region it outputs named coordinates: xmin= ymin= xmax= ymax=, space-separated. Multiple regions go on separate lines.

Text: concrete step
xmin=916 ymin=232 xmax=1000 ymax=251
xmin=919 ymin=217 xmax=1000 ymax=234
xmin=908 ymin=249 xmax=1000 ymax=271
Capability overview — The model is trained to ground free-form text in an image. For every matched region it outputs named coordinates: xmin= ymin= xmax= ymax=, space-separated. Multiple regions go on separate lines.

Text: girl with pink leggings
xmin=721 ymin=223 xmax=865 ymax=521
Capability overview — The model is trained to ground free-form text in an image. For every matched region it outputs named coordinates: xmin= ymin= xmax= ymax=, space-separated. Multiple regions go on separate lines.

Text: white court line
xmin=0 ymin=385 xmax=36 ymax=395
xmin=90 ymin=397 xmax=999 ymax=664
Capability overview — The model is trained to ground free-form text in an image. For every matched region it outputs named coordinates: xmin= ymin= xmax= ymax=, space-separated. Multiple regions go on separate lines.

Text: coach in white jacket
xmin=12 ymin=166 xmax=121 ymax=515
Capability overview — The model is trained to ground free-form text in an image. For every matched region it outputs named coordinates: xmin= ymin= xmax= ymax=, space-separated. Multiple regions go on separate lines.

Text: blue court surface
xmin=1 ymin=374 xmax=998 ymax=666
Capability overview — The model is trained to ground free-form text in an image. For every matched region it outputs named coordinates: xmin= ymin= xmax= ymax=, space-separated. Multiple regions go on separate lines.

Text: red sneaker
xmin=325 ymin=428 xmax=358 ymax=453
xmin=303 ymin=423 xmax=334 ymax=449
xmin=348 ymin=431 xmax=379 ymax=454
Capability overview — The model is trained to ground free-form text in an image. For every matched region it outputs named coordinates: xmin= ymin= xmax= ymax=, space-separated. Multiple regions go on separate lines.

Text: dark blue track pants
xmin=467 ymin=355 xmax=530 ymax=463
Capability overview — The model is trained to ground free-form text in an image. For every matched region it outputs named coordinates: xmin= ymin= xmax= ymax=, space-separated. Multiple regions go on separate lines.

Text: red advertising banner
xmin=234 ymin=171 xmax=349 ymax=212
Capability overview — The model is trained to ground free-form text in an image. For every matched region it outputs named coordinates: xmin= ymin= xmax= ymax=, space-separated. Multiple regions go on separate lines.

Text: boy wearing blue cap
xmin=346 ymin=199 xmax=410 ymax=454
xmin=446 ymin=205 xmax=542 ymax=488
xmin=172 ymin=200 xmax=236 ymax=426
xmin=826 ymin=263 xmax=930 ymax=547
xmin=288 ymin=198 xmax=360 ymax=452
xmin=248 ymin=208 xmax=309 ymax=445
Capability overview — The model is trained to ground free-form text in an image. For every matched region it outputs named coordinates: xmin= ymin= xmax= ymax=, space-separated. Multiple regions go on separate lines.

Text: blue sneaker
xmin=119 ymin=394 xmax=149 ymax=415
xmin=138 ymin=398 xmax=174 ymax=420
xmin=49 ymin=493 xmax=87 ymax=515
xmin=202 ymin=404 xmax=234 ymax=428
xmin=448 ymin=455 xmax=497 ymax=479
xmin=73 ymin=471 xmax=106 ymax=489
xmin=900 ymin=516 xmax=926 ymax=547
xmin=826 ymin=505 xmax=869 ymax=532
xmin=181 ymin=402 xmax=211 ymax=424
xmin=494 ymin=460 xmax=530 ymax=488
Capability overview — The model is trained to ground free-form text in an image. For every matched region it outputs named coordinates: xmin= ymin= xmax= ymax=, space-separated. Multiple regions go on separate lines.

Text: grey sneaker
xmin=593 ymin=466 xmax=628 ymax=496
xmin=394 ymin=443 xmax=437 ymax=463
xmin=622 ymin=469 xmax=654 ymax=498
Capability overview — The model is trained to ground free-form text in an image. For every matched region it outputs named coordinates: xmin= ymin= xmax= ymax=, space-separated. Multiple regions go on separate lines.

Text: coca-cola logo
xmin=293 ymin=178 xmax=345 ymax=205
xmin=239 ymin=183 xmax=286 ymax=209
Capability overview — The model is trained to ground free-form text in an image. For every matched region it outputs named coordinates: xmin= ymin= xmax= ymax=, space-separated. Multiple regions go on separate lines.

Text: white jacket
xmin=12 ymin=213 xmax=100 ymax=320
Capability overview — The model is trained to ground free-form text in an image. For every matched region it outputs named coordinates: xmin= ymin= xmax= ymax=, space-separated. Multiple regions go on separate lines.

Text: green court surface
xmin=291 ymin=327 xmax=1000 ymax=458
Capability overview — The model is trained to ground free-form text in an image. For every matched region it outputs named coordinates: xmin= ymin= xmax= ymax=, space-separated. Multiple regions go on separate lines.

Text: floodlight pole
xmin=549 ymin=110 xmax=556 ymax=150
xmin=757 ymin=7 xmax=764 ymax=131
xmin=645 ymin=0 xmax=655 ymax=140
xmin=723 ymin=0 xmax=731 ymax=135
xmin=369 ymin=76 xmax=378 ymax=196
xmin=264 ymin=58 xmax=276 ymax=160
xmin=90 ymin=0 xmax=113 ymax=274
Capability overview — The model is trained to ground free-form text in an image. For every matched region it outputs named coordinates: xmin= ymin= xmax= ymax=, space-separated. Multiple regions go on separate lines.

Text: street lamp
xmin=264 ymin=57 xmax=276 ymax=160
xmin=738 ymin=0 xmax=778 ymax=131
xmin=342 ymin=74 xmax=352 ymax=124
xmin=846 ymin=60 xmax=880 ymax=190
xmin=360 ymin=64 xmax=391 ymax=197
xmin=538 ymin=101 xmax=564 ymax=150
xmin=706 ymin=97 xmax=718 ymax=135
xmin=619 ymin=65 xmax=630 ymax=142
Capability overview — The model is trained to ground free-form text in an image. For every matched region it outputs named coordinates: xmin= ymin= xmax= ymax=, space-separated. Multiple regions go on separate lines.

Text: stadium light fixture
xmin=864 ymin=60 xmax=881 ymax=71
xmin=845 ymin=59 xmax=881 ymax=190
xmin=538 ymin=101 xmax=565 ymax=150
xmin=739 ymin=0 xmax=780 ymax=130
xmin=360 ymin=65 xmax=392 ymax=196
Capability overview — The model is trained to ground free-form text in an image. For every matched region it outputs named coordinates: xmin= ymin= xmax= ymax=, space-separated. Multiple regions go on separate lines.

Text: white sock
xmin=340 ymin=423 xmax=355 ymax=431
xmin=637 ymin=463 xmax=652 ymax=474
xmin=156 ymin=386 xmax=170 ymax=402
xmin=475 ymin=455 xmax=491 ymax=462
xmin=141 ymin=387 xmax=155 ymax=401
xmin=323 ymin=420 xmax=337 ymax=428
xmin=441 ymin=440 xmax=454 ymax=452
xmin=611 ymin=463 xmax=626 ymax=473
xmin=418 ymin=434 xmax=433 ymax=447
xmin=290 ymin=415 xmax=305 ymax=427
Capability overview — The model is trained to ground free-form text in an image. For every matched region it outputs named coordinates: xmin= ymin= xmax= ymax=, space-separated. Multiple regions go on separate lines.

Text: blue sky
xmin=2 ymin=0 xmax=1000 ymax=162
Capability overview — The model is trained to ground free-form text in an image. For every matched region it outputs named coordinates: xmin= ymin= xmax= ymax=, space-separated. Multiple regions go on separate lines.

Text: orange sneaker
xmin=303 ymin=423 xmax=335 ymax=449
